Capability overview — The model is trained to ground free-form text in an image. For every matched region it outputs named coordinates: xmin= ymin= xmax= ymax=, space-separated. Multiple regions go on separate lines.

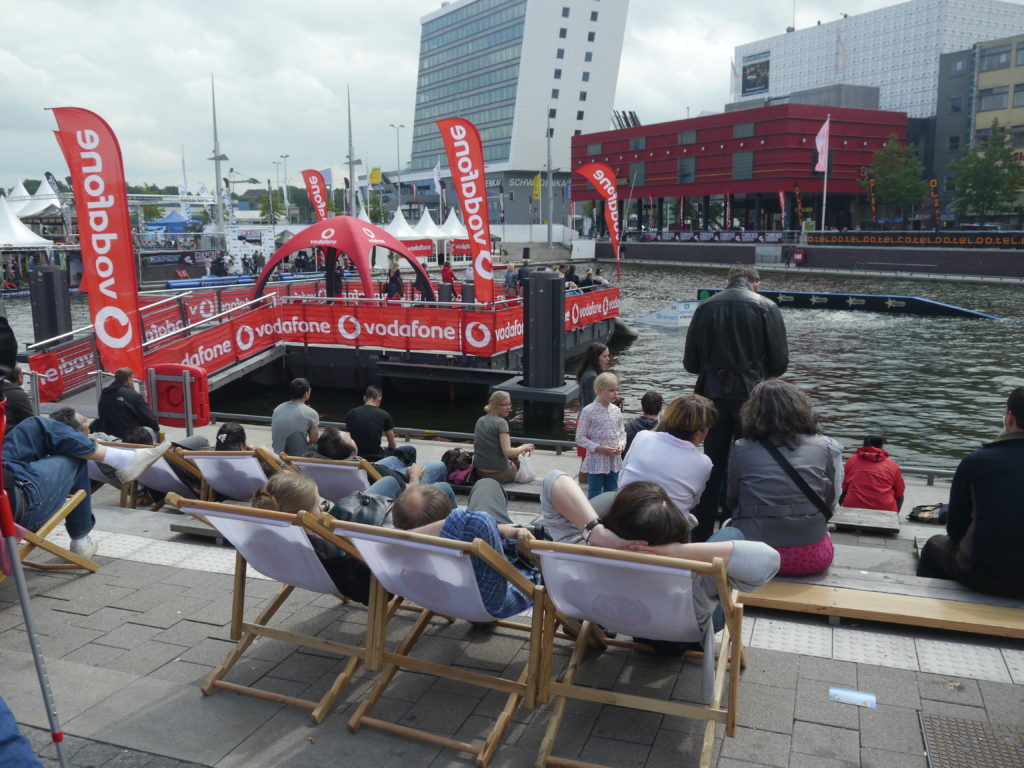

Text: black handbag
xmin=758 ymin=439 xmax=833 ymax=521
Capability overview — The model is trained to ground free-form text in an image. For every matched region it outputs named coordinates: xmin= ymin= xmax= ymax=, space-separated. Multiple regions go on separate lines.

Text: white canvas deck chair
xmin=0 ymin=491 xmax=98 ymax=584
xmin=181 ymin=448 xmax=281 ymax=502
xmin=300 ymin=515 xmax=544 ymax=768
xmin=526 ymin=541 xmax=746 ymax=768
xmin=89 ymin=442 xmax=203 ymax=508
xmin=165 ymin=493 xmax=388 ymax=723
xmin=281 ymin=454 xmax=382 ymax=500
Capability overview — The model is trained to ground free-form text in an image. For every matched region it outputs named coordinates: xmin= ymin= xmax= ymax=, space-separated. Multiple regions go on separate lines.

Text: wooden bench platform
xmin=830 ymin=506 xmax=900 ymax=534
xmin=740 ymin=567 xmax=1024 ymax=639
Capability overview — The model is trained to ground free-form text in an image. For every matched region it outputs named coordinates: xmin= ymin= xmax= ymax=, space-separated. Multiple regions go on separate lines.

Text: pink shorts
xmin=775 ymin=535 xmax=834 ymax=576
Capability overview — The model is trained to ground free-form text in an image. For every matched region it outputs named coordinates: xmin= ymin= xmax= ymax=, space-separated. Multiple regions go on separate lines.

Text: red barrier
xmin=565 ymin=288 xmax=620 ymax=331
xmin=152 ymin=363 xmax=211 ymax=428
xmin=28 ymin=338 xmax=98 ymax=402
xmin=140 ymin=303 xmax=187 ymax=344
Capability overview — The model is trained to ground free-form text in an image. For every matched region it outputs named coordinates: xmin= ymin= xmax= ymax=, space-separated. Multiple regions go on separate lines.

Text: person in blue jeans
xmin=3 ymin=415 xmax=170 ymax=560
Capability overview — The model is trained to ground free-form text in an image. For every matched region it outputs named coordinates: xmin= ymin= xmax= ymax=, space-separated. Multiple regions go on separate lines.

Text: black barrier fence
xmin=807 ymin=231 xmax=1024 ymax=249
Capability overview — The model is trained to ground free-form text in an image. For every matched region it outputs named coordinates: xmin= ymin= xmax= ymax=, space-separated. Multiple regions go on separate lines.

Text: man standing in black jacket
xmin=683 ymin=264 xmax=789 ymax=540
xmin=97 ymin=367 xmax=160 ymax=441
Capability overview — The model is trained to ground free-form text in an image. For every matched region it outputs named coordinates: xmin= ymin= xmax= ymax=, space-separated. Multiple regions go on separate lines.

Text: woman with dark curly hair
xmin=724 ymin=379 xmax=836 ymax=575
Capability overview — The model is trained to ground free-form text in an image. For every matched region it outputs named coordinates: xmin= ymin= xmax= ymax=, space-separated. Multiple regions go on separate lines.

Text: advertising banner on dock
xmin=28 ymin=337 xmax=99 ymax=402
xmin=575 ymin=163 xmax=621 ymax=277
xmin=51 ymin=107 xmax=144 ymax=375
xmin=301 ymin=170 xmax=330 ymax=221
xmin=436 ymin=118 xmax=494 ymax=303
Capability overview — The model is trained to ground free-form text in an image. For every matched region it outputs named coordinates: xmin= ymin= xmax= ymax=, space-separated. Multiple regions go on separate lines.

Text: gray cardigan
xmin=725 ymin=435 xmax=835 ymax=547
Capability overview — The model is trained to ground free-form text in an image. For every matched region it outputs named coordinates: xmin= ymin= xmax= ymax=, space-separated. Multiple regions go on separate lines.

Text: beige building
xmin=973 ymin=34 xmax=1024 ymax=153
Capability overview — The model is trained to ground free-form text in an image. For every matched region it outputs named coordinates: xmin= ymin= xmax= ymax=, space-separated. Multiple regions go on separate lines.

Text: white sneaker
xmin=116 ymin=441 xmax=172 ymax=484
xmin=70 ymin=536 xmax=98 ymax=560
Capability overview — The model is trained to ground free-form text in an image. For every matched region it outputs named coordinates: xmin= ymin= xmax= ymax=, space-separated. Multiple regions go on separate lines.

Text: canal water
xmin=6 ymin=263 xmax=1021 ymax=469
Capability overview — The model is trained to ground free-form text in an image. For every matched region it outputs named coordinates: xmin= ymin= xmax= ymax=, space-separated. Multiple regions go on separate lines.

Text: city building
xmin=571 ymin=104 xmax=908 ymax=232
xmin=731 ymin=0 xmax=1024 ymax=119
xmin=385 ymin=0 xmax=629 ymax=226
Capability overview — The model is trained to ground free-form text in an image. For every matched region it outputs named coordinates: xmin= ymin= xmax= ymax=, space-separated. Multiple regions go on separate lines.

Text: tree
xmin=367 ymin=189 xmax=387 ymax=223
xmin=950 ymin=119 xmax=1024 ymax=219
xmin=260 ymin=190 xmax=284 ymax=223
xmin=859 ymin=134 xmax=928 ymax=227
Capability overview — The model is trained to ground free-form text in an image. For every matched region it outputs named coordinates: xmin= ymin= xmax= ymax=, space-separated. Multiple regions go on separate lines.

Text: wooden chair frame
xmin=165 ymin=493 xmax=389 ymax=723
xmin=299 ymin=513 xmax=545 ymax=768
xmin=180 ymin=447 xmax=282 ymax=502
xmin=280 ymin=454 xmax=383 ymax=498
xmin=524 ymin=540 xmax=747 ymax=768
xmin=2 ymin=490 xmax=98 ymax=582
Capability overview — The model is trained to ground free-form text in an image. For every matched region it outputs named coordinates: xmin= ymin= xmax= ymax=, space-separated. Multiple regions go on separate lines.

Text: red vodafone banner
xmin=565 ymin=288 xmax=621 ymax=331
xmin=301 ymin=169 xmax=330 ymax=221
xmin=575 ymin=163 xmax=622 ymax=278
xmin=436 ymin=118 xmax=494 ymax=303
xmin=405 ymin=238 xmax=434 ymax=263
xmin=51 ymin=107 xmax=144 ymax=374
xmin=27 ymin=351 xmax=64 ymax=402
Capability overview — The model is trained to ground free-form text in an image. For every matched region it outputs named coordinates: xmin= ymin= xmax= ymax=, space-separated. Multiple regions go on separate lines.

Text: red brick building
xmin=569 ymin=104 xmax=908 ymax=231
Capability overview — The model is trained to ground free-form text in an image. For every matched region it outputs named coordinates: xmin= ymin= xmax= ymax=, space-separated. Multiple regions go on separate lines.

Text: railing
xmin=901 ymin=466 xmax=955 ymax=486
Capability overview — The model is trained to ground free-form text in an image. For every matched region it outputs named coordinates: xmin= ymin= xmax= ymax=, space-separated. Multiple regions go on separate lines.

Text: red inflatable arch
xmin=251 ymin=216 xmax=435 ymax=301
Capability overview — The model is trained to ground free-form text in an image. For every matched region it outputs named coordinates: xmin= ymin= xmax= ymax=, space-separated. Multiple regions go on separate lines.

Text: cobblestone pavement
xmin=3 ymin=426 xmax=1022 ymax=767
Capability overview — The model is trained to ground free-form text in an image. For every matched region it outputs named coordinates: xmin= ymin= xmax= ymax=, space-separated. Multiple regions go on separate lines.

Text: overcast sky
xmin=2 ymin=0 xmax=939 ymax=193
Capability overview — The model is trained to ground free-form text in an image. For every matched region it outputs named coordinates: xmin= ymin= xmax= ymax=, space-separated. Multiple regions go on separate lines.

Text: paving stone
xmin=978 ymin=679 xmax=1024 ymax=727
xmin=790 ymin=721 xmax=859 ymax=764
xmin=591 ymin=704 xmax=663 ymax=745
xmin=108 ymin=640 xmax=186 ymax=677
xmin=130 ymin=596 xmax=215 ymax=630
xmin=610 ymin=659 xmax=679 ymax=702
xmin=794 ymin=677 xmax=858 ymax=729
xmin=797 ymin=656 xmax=857 ymax=686
xmin=151 ymin=619 xmax=221 ymax=647
xmin=856 ymin=663 xmax=921 ymax=709
xmin=95 ymin=622 xmax=164 ymax=650
xmin=577 ymin=647 xmax=628 ymax=691
xmin=69 ymin=741 xmax=132 ymax=766
xmin=789 ymin=752 xmax=859 ymax=768
xmin=66 ymin=606 xmax=140 ymax=633
xmin=646 ymin=727 xmax=718 ymax=767
xmin=399 ymin=689 xmax=479 ymax=737
xmin=738 ymin=648 xmax=800 ymax=689
xmin=176 ymin=637 xmax=237 ymax=667
xmin=918 ymin=698 xmax=989 ymax=721
xmin=915 ymin=671 xmax=984 ymax=705
xmin=736 ymin=681 xmax=795 ymax=734
xmin=60 ymin=641 xmax=130 ymax=669
xmin=148 ymin=659 xmax=215 ymax=686
xmin=716 ymin=760 xmax=764 ymax=768
xmin=575 ymin=734 xmax=649 ymax=768
xmin=108 ymin=581 xmax=186 ymax=612
xmin=512 ymin=710 xmax=593 ymax=754
xmin=858 ymin=704 xmax=924 ymax=755
xmin=860 ymin=745 xmax=928 ymax=768
xmin=265 ymin=651 xmax=341 ymax=685
xmin=454 ymin=630 xmax=527 ymax=674
xmin=719 ymin=726 xmax=791 ymax=767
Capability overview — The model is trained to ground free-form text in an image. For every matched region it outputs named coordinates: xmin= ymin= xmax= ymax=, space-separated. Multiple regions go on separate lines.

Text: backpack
xmin=441 ymin=447 xmax=476 ymax=485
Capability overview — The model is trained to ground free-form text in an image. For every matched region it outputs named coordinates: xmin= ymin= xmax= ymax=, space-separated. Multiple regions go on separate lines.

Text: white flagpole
xmin=820 ymin=114 xmax=830 ymax=231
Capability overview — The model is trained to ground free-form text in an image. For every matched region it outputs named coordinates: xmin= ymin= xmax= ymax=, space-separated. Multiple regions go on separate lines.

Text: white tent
xmin=0 ymin=195 xmax=53 ymax=247
xmin=413 ymin=208 xmax=446 ymax=240
xmin=357 ymin=202 xmax=372 ymax=224
xmin=5 ymin=180 xmax=35 ymax=218
xmin=21 ymin=181 xmax=61 ymax=218
xmin=385 ymin=208 xmax=422 ymax=240
xmin=440 ymin=208 xmax=468 ymax=239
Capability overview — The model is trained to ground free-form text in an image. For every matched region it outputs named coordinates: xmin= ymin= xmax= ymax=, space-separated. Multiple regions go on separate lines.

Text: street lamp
xmin=280 ymin=154 xmax=290 ymax=218
xmin=389 ymin=123 xmax=404 ymax=213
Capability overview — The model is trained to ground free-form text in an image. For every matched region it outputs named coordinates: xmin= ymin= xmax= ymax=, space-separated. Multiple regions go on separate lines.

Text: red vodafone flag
xmin=436 ymin=118 xmax=494 ymax=303
xmin=575 ymin=163 xmax=621 ymax=277
xmin=301 ymin=169 xmax=329 ymax=221
xmin=51 ymin=107 xmax=144 ymax=374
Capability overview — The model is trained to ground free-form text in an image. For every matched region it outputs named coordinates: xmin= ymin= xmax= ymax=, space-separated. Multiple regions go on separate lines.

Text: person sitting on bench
xmin=917 ymin=386 xmax=1024 ymax=598
xmin=840 ymin=435 xmax=905 ymax=512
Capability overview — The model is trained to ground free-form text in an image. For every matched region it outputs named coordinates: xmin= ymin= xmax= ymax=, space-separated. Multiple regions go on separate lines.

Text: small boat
xmin=631 ymin=300 xmax=700 ymax=328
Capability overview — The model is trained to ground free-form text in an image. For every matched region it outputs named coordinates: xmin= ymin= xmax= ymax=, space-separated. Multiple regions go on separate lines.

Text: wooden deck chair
xmin=124 ymin=448 xmax=204 ymax=508
xmin=165 ymin=493 xmax=388 ymax=723
xmin=0 ymin=490 xmax=98 ymax=584
xmin=300 ymin=515 xmax=544 ymax=768
xmin=525 ymin=541 xmax=746 ymax=768
xmin=281 ymin=454 xmax=382 ymax=500
xmin=181 ymin=447 xmax=281 ymax=502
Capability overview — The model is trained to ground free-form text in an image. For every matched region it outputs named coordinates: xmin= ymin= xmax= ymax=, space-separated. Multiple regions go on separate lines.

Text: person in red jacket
xmin=840 ymin=436 xmax=905 ymax=512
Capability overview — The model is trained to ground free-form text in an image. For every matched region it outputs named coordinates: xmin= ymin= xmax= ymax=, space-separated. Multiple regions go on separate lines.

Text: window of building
xmin=559 ymin=27 xmax=567 ymax=38
xmin=587 ymin=31 xmax=596 ymax=42
xmin=562 ymin=6 xmax=570 ymax=17
xmin=950 ymin=95 xmax=963 ymax=113
xmin=582 ymin=71 xmax=590 ymax=82
xmin=679 ymin=129 xmax=697 ymax=144
xmin=551 ymin=88 xmax=559 ymax=98
xmin=556 ymin=48 xmax=565 ymax=59
xmin=554 ymin=68 xmax=562 ymax=79
xmin=733 ymin=122 xmax=755 ymax=138
xmin=579 ymin=91 xmax=587 ymax=101
xmin=590 ymin=11 xmax=598 ymax=21
xmin=629 ymin=136 xmax=645 ymax=151
xmin=944 ymin=176 xmax=956 ymax=192
xmin=584 ymin=51 xmax=593 ymax=62
xmin=587 ymin=143 xmax=602 ymax=155
xmin=979 ymin=44 xmax=1011 ymax=72
xmin=975 ymin=128 xmax=992 ymax=144
xmin=677 ymin=156 xmax=695 ymax=183
xmin=948 ymin=135 xmax=960 ymax=151
xmin=1014 ymin=84 xmax=1024 ymax=108
xmin=576 ymin=110 xmax=585 ymax=120
xmin=1017 ymin=45 xmax=1024 ymax=67
xmin=574 ymin=129 xmax=582 ymax=136
xmin=1013 ymin=125 xmax=1024 ymax=148
xmin=733 ymin=151 xmax=754 ymax=181
xmin=977 ymin=86 xmax=1009 ymax=112
xmin=629 ymin=161 xmax=645 ymax=186
xmin=549 ymin=108 xmax=557 ymax=119
xmin=953 ymin=58 xmax=966 ymax=74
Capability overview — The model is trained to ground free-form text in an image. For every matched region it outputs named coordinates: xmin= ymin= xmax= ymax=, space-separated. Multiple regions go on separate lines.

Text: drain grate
xmin=920 ymin=713 xmax=1024 ymax=768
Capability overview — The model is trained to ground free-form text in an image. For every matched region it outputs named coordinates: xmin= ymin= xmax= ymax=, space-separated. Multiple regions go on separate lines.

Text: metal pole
xmin=183 ymin=370 xmax=194 ymax=437
xmin=280 ymin=154 xmax=290 ymax=220
xmin=209 ymin=75 xmax=226 ymax=235
xmin=547 ymin=114 xmax=554 ymax=248
xmin=390 ymin=123 xmax=404 ymax=215
xmin=29 ymin=370 xmax=40 ymax=416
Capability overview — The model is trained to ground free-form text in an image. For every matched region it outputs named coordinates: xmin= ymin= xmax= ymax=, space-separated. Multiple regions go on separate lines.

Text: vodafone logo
xmin=464 ymin=321 xmax=491 ymax=348
xmin=236 ymin=324 xmax=255 ymax=351
xmin=197 ymin=299 xmax=215 ymax=317
xmin=42 ymin=367 xmax=59 ymax=383
xmin=321 ymin=227 xmax=335 ymax=239
xmin=94 ymin=306 xmax=133 ymax=349
xmin=361 ymin=226 xmax=385 ymax=245
xmin=337 ymin=315 xmax=361 ymax=339
xmin=361 ymin=227 xmax=374 ymax=239
xmin=474 ymin=250 xmax=493 ymax=281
